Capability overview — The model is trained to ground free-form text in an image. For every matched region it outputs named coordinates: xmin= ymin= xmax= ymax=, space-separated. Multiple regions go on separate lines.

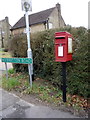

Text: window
xmin=49 ymin=23 xmax=53 ymax=29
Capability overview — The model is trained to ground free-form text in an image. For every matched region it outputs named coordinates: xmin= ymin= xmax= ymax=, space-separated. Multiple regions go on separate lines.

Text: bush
xmin=9 ymin=34 xmax=28 ymax=72
xmin=10 ymin=27 xmax=88 ymax=98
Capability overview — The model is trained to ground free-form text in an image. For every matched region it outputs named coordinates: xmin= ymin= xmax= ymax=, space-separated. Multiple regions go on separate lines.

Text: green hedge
xmin=9 ymin=27 xmax=89 ymax=98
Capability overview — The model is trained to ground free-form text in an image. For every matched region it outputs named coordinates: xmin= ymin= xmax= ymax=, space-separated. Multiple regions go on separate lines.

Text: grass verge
xmin=1 ymin=69 xmax=88 ymax=116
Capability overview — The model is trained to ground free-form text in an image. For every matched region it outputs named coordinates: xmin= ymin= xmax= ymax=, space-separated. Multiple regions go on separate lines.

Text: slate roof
xmin=11 ymin=7 xmax=55 ymax=30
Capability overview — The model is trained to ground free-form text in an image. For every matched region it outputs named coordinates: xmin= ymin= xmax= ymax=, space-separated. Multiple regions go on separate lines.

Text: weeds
xmin=8 ymin=68 xmax=15 ymax=74
xmin=2 ymin=77 xmax=20 ymax=91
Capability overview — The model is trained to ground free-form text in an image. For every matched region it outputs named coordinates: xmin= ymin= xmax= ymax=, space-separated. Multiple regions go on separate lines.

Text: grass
xmin=1 ymin=77 xmax=20 ymax=91
xmin=1 ymin=69 xmax=88 ymax=114
xmin=8 ymin=68 xmax=15 ymax=74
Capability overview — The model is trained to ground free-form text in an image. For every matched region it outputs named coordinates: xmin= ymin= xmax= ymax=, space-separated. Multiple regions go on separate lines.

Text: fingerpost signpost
xmin=21 ymin=0 xmax=33 ymax=87
xmin=1 ymin=0 xmax=33 ymax=88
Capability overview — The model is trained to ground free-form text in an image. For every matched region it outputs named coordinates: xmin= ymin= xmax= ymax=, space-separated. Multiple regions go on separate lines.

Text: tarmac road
xmin=0 ymin=61 xmax=79 ymax=118
xmin=0 ymin=88 xmax=79 ymax=119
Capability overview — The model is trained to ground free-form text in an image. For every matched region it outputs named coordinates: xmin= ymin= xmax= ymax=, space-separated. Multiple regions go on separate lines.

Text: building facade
xmin=0 ymin=17 xmax=11 ymax=49
xmin=11 ymin=3 xmax=66 ymax=35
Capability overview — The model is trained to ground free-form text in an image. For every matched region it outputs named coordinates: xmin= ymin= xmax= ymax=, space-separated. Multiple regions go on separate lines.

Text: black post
xmin=62 ymin=62 xmax=67 ymax=102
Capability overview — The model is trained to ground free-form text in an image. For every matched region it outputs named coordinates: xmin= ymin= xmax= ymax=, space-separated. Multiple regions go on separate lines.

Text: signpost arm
xmin=62 ymin=62 xmax=67 ymax=102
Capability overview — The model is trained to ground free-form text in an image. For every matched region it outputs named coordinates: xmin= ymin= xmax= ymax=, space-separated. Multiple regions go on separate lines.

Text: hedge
xmin=9 ymin=27 xmax=89 ymax=98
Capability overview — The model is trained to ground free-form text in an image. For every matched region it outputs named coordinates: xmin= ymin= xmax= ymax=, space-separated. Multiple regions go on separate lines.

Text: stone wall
xmin=48 ymin=3 xmax=65 ymax=28
xmin=30 ymin=23 xmax=45 ymax=33
xmin=12 ymin=23 xmax=46 ymax=35
xmin=12 ymin=28 xmax=25 ymax=35
xmin=0 ymin=17 xmax=11 ymax=49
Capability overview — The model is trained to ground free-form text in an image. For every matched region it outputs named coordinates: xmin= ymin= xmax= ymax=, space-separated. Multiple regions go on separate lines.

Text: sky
xmin=0 ymin=0 xmax=89 ymax=28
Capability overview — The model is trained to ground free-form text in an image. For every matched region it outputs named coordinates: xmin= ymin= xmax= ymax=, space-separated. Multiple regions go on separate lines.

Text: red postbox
xmin=55 ymin=32 xmax=73 ymax=62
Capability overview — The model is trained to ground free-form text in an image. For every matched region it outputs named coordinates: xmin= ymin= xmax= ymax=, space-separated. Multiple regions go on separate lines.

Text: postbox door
xmin=58 ymin=45 xmax=63 ymax=57
xmin=55 ymin=41 xmax=66 ymax=62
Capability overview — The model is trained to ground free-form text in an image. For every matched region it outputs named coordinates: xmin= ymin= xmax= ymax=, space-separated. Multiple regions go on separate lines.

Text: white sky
xmin=0 ymin=0 xmax=89 ymax=28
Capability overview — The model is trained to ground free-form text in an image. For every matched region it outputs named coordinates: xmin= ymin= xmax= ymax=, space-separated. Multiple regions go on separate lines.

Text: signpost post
xmin=21 ymin=0 xmax=33 ymax=87
xmin=5 ymin=62 xmax=8 ymax=79
xmin=62 ymin=62 xmax=66 ymax=102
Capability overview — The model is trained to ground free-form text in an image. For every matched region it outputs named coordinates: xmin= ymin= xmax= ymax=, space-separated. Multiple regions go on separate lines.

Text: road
xmin=0 ymin=88 xmax=79 ymax=119
xmin=0 ymin=61 xmax=79 ymax=118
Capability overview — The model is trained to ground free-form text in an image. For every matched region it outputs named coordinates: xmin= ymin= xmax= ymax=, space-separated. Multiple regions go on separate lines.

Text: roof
xmin=11 ymin=7 xmax=55 ymax=30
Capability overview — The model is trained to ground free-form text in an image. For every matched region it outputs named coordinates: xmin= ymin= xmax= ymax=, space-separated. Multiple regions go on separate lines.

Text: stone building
xmin=11 ymin=3 xmax=66 ymax=35
xmin=0 ymin=17 xmax=11 ymax=49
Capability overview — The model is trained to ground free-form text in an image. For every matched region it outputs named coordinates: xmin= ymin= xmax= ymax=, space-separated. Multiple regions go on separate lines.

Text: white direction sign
xmin=21 ymin=0 xmax=32 ymax=11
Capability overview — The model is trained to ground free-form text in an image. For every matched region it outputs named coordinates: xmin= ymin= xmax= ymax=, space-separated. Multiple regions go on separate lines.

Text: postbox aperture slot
xmin=55 ymin=37 xmax=65 ymax=39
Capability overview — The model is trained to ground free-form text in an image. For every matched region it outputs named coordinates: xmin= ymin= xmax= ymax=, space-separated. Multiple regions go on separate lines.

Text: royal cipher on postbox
xmin=55 ymin=32 xmax=73 ymax=62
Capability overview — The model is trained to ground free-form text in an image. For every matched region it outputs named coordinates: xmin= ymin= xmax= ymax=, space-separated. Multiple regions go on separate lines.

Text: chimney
xmin=56 ymin=3 xmax=61 ymax=27
xmin=56 ymin=3 xmax=61 ymax=15
xmin=5 ymin=16 xmax=9 ymax=23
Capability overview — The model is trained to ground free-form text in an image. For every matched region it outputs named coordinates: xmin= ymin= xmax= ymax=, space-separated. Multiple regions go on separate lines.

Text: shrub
xmin=9 ymin=27 xmax=88 ymax=98
xmin=9 ymin=34 xmax=28 ymax=72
